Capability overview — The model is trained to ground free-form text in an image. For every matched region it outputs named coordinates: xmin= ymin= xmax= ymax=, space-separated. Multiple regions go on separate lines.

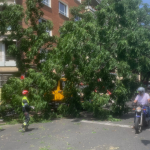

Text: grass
xmin=0 ymin=124 xmax=6 ymax=126
xmin=0 ymin=110 xmax=121 ymax=127
xmin=107 ymin=115 xmax=121 ymax=122
xmin=4 ymin=119 xmax=21 ymax=125
xmin=1 ymin=115 xmax=52 ymax=126
xmin=1 ymin=115 xmax=121 ymax=127
xmin=92 ymin=131 xmax=96 ymax=133
xmin=2 ymin=116 xmax=22 ymax=125
xmin=40 ymin=141 xmax=45 ymax=144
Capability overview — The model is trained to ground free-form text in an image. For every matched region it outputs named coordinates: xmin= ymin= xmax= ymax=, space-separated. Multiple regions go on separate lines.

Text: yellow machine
xmin=52 ymin=78 xmax=67 ymax=101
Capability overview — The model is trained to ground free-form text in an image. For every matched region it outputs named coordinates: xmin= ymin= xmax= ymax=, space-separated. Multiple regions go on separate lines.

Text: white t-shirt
xmin=135 ymin=93 xmax=150 ymax=105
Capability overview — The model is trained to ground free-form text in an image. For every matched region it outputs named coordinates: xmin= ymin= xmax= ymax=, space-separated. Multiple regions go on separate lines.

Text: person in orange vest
xmin=22 ymin=90 xmax=34 ymax=126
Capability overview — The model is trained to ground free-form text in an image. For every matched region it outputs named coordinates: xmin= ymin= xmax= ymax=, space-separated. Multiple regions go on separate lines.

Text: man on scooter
xmin=22 ymin=90 xmax=34 ymax=126
xmin=134 ymin=87 xmax=150 ymax=106
xmin=133 ymin=87 xmax=150 ymax=127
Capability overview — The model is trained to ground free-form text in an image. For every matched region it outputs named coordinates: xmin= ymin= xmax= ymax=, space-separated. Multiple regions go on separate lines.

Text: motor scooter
xmin=133 ymin=103 xmax=150 ymax=134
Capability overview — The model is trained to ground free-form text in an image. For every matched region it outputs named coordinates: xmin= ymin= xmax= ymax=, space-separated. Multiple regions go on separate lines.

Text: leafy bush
xmin=57 ymin=97 xmax=81 ymax=117
xmin=81 ymin=93 xmax=110 ymax=119
xmin=2 ymin=0 xmax=150 ymax=122
xmin=1 ymin=69 xmax=57 ymax=120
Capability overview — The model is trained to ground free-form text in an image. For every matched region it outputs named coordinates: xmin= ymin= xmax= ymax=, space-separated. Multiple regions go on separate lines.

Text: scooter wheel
xmin=135 ymin=118 xmax=141 ymax=134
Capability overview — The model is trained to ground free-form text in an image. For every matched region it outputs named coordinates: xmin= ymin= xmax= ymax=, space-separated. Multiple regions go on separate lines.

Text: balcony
xmin=85 ymin=0 xmax=100 ymax=13
xmin=85 ymin=6 xmax=96 ymax=13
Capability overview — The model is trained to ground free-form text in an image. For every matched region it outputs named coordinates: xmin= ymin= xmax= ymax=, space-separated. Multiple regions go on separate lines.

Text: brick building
xmin=0 ymin=0 xmax=100 ymax=94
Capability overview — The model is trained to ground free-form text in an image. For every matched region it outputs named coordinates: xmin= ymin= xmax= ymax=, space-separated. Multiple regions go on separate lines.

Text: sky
xmin=142 ymin=0 xmax=150 ymax=5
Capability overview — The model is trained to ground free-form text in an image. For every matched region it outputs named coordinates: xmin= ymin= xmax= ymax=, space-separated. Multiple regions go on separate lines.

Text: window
xmin=5 ymin=43 xmax=16 ymax=61
xmin=40 ymin=49 xmax=48 ymax=63
xmin=76 ymin=0 xmax=81 ymax=3
xmin=59 ymin=1 xmax=68 ymax=17
xmin=74 ymin=16 xmax=81 ymax=21
xmin=0 ymin=42 xmax=16 ymax=66
xmin=39 ymin=18 xmax=52 ymax=36
xmin=0 ymin=74 xmax=12 ymax=88
xmin=0 ymin=26 xmax=12 ymax=31
xmin=7 ymin=26 xmax=12 ymax=31
xmin=39 ymin=18 xmax=46 ymax=23
xmin=42 ymin=0 xmax=51 ymax=7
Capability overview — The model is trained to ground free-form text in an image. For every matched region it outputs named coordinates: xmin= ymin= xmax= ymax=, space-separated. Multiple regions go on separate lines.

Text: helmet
xmin=137 ymin=87 xmax=145 ymax=94
xmin=22 ymin=90 xmax=29 ymax=95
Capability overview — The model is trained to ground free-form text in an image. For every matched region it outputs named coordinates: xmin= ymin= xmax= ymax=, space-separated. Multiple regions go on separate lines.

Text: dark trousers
xmin=146 ymin=106 xmax=150 ymax=117
xmin=24 ymin=112 xmax=30 ymax=124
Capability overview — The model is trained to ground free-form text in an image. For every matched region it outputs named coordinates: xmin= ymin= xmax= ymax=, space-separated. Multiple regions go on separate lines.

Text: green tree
xmin=96 ymin=0 xmax=150 ymax=114
xmin=1 ymin=0 xmax=59 ymax=119
xmin=1 ymin=0 xmax=150 ymax=119
xmin=56 ymin=0 xmax=150 ymax=116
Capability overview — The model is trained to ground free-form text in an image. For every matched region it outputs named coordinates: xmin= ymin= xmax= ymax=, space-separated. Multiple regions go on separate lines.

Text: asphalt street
xmin=0 ymin=111 xmax=150 ymax=150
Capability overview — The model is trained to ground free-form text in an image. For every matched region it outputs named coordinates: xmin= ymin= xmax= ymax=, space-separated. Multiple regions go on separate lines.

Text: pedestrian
xmin=22 ymin=90 xmax=34 ymax=127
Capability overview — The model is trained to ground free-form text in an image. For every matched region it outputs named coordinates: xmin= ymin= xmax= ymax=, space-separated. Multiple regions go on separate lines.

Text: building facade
xmin=0 ymin=0 xmax=18 ymax=92
xmin=0 ymin=0 xmax=100 ymax=99
xmin=16 ymin=0 xmax=100 ymax=34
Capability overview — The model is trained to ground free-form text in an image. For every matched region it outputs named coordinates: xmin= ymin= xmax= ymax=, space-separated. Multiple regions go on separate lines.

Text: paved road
xmin=0 ymin=112 xmax=150 ymax=150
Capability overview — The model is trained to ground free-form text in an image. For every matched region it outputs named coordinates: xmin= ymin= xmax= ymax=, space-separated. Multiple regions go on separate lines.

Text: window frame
xmin=39 ymin=18 xmax=52 ymax=36
xmin=76 ymin=0 xmax=81 ymax=3
xmin=42 ymin=0 xmax=51 ymax=7
xmin=40 ymin=49 xmax=48 ymax=63
xmin=0 ymin=42 xmax=16 ymax=67
xmin=74 ymin=16 xmax=81 ymax=22
xmin=59 ymin=1 xmax=69 ymax=17
xmin=5 ymin=42 xmax=16 ymax=61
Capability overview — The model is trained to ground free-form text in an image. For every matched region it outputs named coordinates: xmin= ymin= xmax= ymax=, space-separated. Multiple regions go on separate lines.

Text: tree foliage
xmin=56 ymin=0 xmax=150 ymax=116
xmin=1 ymin=0 xmax=150 ymax=119
xmin=1 ymin=0 xmax=59 ymax=119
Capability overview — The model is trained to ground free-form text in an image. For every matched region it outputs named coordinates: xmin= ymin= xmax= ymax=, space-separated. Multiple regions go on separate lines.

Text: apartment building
xmin=0 ymin=0 xmax=17 ymax=93
xmin=0 ymin=0 xmax=100 ymax=90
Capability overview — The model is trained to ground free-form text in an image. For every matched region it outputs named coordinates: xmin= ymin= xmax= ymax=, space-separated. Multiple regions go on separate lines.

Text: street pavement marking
xmin=81 ymin=120 xmax=132 ymax=128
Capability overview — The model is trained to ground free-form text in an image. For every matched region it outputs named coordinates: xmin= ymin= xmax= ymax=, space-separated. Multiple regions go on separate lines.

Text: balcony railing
xmin=85 ymin=6 xmax=96 ymax=13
